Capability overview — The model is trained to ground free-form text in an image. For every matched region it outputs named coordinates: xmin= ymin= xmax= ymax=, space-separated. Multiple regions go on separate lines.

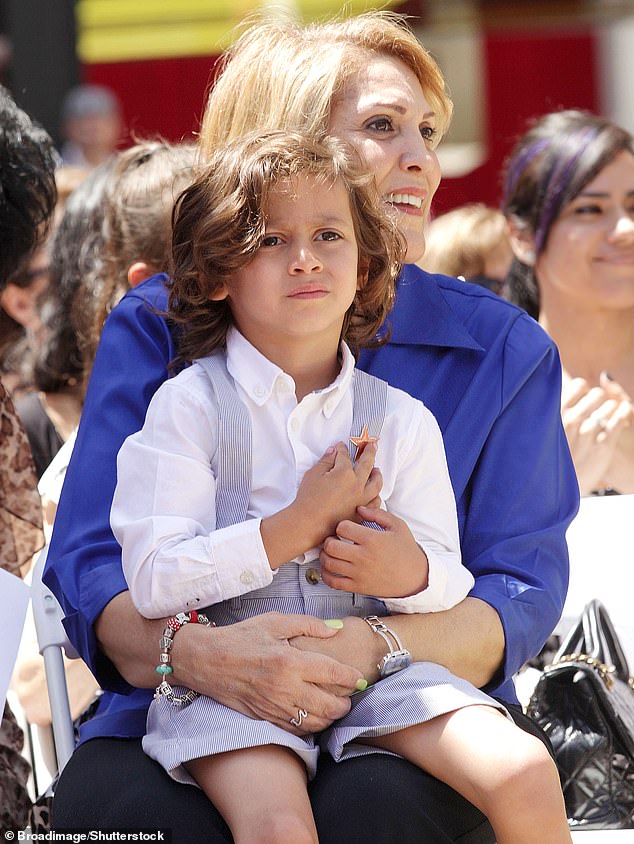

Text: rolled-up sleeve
xmin=463 ymin=316 xmax=579 ymax=690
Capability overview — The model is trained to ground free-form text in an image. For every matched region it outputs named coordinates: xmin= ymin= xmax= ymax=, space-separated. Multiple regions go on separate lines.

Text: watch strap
xmin=364 ymin=615 xmax=411 ymax=673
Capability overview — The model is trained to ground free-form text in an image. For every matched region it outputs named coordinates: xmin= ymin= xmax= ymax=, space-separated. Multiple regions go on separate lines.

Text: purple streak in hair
xmin=534 ymin=125 xmax=601 ymax=252
xmin=503 ymin=138 xmax=550 ymax=207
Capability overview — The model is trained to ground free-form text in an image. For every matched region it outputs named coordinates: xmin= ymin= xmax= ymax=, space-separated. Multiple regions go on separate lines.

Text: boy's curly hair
xmin=168 ymin=130 xmax=404 ymax=367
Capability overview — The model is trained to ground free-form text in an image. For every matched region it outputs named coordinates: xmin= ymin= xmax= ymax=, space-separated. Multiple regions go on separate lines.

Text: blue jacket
xmin=44 ymin=265 xmax=579 ymax=742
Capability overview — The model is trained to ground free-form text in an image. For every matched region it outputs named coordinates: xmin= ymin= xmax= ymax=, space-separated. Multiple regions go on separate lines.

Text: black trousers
xmin=52 ymin=704 xmax=548 ymax=843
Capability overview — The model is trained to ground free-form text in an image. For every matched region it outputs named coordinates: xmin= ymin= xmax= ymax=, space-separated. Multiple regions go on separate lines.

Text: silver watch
xmin=363 ymin=615 xmax=413 ymax=678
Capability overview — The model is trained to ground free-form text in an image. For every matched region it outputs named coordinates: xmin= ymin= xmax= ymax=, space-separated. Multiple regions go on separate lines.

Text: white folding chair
xmin=30 ymin=545 xmax=78 ymax=774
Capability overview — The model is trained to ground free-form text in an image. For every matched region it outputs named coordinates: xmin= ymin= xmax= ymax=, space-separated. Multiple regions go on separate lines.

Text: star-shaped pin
xmin=350 ymin=424 xmax=379 ymax=461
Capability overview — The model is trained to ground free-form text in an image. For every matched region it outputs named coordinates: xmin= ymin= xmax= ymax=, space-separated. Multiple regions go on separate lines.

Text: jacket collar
xmin=388 ymin=265 xmax=485 ymax=352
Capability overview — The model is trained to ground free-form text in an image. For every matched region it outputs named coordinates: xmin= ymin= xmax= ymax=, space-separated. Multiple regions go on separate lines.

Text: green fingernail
xmin=355 ymin=678 xmax=368 ymax=691
xmin=324 ymin=619 xmax=344 ymax=629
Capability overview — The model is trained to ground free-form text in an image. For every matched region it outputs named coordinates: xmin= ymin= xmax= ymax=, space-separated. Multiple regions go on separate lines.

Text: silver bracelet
xmin=363 ymin=615 xmax=413 ymax=678
xmin=154 ymin=610 xmax=215 ymax=706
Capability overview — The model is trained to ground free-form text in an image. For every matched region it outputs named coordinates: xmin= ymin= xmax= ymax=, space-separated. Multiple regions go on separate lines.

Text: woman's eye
xmin=573 ymin=205 xmax=602 ymax=216
xmin=261 ymin=235 xmax=282 ymax=247
xmin=316 ymin=231 xmax=341 ymax=242
xmin=420 ymin=125 xmax=437 ymax=144
xmin=366 ymin=117 xmax=393 ymax=133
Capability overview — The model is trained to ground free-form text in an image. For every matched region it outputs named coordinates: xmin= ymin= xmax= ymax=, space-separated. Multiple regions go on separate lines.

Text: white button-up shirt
xmin=111 ymin=329 xmax=473 ymax=618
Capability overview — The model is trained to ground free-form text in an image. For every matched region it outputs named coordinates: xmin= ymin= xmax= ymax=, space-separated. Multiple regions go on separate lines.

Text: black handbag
xmin=527 ymin=599 xmax=634 ymax=829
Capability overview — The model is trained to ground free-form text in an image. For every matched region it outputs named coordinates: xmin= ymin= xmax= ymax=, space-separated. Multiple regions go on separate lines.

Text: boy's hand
xmin=291 ymin=442 xmax=382 ymax=546
xmin=319 ymin=506 xmax=429 ymax=599
xmin=260 ymin=443 xmax=382 ymax=570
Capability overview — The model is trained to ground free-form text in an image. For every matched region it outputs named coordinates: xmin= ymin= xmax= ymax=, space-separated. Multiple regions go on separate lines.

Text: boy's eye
xmin=316 ymin=230 xmax=341 ymax=241
xmin=261 ymin=235 xmax=282 ymax=247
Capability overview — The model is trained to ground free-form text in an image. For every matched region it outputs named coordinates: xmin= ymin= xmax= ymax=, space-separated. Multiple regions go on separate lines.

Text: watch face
xmin=380 ymin=651 xmax=413 ymax=678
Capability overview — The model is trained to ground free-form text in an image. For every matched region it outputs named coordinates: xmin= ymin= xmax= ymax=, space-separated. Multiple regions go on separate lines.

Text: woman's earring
xmin=522 ymin=248 xmax=536 ymax=266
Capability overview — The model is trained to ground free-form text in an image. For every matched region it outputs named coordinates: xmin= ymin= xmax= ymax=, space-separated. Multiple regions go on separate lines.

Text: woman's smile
xmin=385 ymin=189 xmax=427 ymax=215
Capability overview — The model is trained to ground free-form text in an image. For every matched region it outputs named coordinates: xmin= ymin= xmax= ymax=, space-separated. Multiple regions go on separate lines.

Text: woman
xmin=0 ymin=245 xmax=50 ymax=396
xmin=45 ymin=13 xmax=578 ymax=842
xmin=503 ymin=109 xmax=634 ymax=495
xmin=0 ymin=84 xmax=57 ymax=833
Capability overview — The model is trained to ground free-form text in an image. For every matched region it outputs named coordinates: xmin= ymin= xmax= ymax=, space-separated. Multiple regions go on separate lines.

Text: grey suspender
xmin=196 ymin=352 xmax=389 ymax=530
xmin=195 ymin=352 xmax=252 ymax=530
xmin=348 ymin=369 xmax=388 ymax=461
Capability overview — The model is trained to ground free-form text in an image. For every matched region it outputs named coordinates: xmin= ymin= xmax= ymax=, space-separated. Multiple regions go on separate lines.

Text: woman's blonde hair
xmin=199 ymin=11 xmax=452 ymax=158
xmin=169 ymin=130 xmax=404 ymax=367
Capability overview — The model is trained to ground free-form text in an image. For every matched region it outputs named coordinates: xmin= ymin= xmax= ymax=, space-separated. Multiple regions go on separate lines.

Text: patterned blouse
xmin=0 ymin=380 xmax=43 ymax=830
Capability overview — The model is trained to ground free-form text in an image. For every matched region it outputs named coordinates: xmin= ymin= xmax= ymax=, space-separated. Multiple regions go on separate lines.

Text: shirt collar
xmin=225 ymin=327 xmax=355 ymax=416
xmin=388 ymin=265 xmax=484 ymax=352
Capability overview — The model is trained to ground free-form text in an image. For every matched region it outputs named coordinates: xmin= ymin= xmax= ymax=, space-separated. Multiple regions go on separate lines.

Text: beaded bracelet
xmin=154 ymin=610 xmax=215 ymax=706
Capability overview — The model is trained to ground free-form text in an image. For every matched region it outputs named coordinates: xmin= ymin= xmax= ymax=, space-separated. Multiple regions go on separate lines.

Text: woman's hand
xmin=607 ymin=421 xmax=634 ymax=493
xmin=166 ymin=611 xmax=364 ymax=736
xmin=96 ymin=594 xmax=363 ymax=735
xmin=291 ymin=615 xmax=385 ymax=682
xmin=319 ymin=507 xmax=428 ymax=598
xmin=291 ymin=598 xmax=506 ymax=691
xmin=561 ymin=373 xmax=633 ymax=494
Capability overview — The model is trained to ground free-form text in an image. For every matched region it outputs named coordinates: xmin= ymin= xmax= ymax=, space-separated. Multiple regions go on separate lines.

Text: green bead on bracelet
xmin=155 ymin=664 xmax=173 ymax=675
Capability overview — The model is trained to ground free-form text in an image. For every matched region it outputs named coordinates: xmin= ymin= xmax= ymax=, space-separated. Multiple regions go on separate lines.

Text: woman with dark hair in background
xmin=0 ymin=83 xmax=57 ymax=833
xmin=503 ymin=109 xmax=634 ymax=495
xmin=11 ymin=162 xmax=114 ymax=480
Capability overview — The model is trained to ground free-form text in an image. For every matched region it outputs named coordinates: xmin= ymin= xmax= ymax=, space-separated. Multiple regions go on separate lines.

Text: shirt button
xmin=253 ymin=385 xmax=266 ymax=398
xmin=240 ymin=570 xmax=255 ymax=585
xmin=305 ymin=567 xmax=321 ymax=585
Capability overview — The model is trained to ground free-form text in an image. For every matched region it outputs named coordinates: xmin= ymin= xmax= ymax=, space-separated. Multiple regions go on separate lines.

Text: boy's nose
xmin=289 ymin=245 xmax=322 ymax=273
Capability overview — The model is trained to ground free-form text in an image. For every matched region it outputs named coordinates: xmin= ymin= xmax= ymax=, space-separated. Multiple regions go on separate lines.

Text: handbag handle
xmin=555 ymin=599 xmax=631 ymax=683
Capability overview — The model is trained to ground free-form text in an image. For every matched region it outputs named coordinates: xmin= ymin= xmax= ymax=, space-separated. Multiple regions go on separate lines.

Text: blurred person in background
xmin=10 ymin=167 xmax=90 ymax=475
xmin=503 ymin=109 xmax=634 ymax=495
xmin=421 ymin=203 xmax=513 ymax=296
xmin=0 ymin=167 xmax=87 ymax=398
xmin=12 ymin=142 xmax=196 ymax=772
xmin=59 ymin=84 xmax=122 ymax=169
xmin=30 ymin=140 xmax=196 ymax=531
xmin=0 ymin=244 xmax=50 ymax=395
xmin=0 ymin=83 xmax=57 ymax=833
